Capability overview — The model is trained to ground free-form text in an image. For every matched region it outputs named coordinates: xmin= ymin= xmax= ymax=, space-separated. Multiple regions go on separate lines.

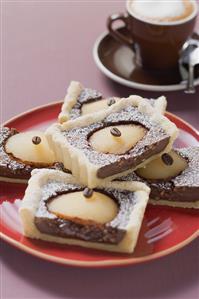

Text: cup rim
xmin=126 ymin=0 xmax=198 ymax=26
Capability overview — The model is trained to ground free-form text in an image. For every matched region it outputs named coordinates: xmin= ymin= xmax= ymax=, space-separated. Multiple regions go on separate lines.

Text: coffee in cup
xmin=128 ymin=0 xmax=196 ymax=23
xmin=107 ymin=0 xmax=198 ymax=71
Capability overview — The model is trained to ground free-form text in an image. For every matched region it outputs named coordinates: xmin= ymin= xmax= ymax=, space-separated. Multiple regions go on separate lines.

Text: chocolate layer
xmin=34 ymin=180 xmax=137 ymax=244
xmin=64 ymin=106 xmax=170 ymax=178
xmin=0 ymin=127 xmax=69 ymax=181
xmin=97 ymin=137 xmax=169 ymax=178
xmin=69 ymin=88 xmax=103 ymax=119
xmin=119 ymin=147 xmax=199 ymax=203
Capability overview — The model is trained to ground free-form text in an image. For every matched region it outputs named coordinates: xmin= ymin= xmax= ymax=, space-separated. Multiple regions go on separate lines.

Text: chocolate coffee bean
xmin=110 ymin=127 xmax=121 ymax=137
xmin=161 ymin=153 xmax=174 ymax=166
xmin=83 ymin=187 xmax=93 ymax=198
xmin=32 ymin=136 xmax=41 ymax=145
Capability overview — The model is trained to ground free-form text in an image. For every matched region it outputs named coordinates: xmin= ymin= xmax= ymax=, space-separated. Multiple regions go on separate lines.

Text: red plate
xmin=0 ymin=102 xmax=199 ymax=267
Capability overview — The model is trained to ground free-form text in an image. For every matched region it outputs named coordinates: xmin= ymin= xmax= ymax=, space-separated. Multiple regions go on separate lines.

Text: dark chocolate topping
xmin=63 ymin=106 xmax=170 ymax=178
xmin=35 ymin=180 xmax=137 ymax=244
xmin=119 ymin=147 xmax=199 ymax=203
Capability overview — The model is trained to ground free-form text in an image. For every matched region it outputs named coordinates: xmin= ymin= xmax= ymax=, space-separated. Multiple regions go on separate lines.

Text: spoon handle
xmin=185 ymin=64 xmax=195 ymax=94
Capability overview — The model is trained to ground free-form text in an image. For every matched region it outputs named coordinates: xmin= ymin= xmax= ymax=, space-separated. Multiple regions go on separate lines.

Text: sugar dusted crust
xmin=149 ymin=199 xmax=199 ymax=209
xmin=46 ymin=96 xmax=178 ymax=188
xmin=0 ymin=176 xmax=28 ymax=184
xmin=147 ymin=96 xmax=167 ymax=114
xmin=58 ymin=81 xmax=167 ymax=123
xmin=58 ymin=81 xmax=83 ymax=123
xmin=19 ymin=169 xmax=150 ymax=253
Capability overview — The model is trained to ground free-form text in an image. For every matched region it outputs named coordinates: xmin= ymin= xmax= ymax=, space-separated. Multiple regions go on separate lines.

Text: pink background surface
xmin=1 ymin=1 xmax=199 ymax=299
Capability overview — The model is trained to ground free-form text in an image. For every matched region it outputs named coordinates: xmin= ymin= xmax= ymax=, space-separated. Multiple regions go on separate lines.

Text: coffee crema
xmin=128 ymin=0 xmax=196 ymax=23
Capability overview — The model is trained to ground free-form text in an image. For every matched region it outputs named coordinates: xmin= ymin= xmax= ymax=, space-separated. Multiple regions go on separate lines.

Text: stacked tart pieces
xmin=1 ymin=81 xmax=198 ymax=253
xmin=47 ymin=95 xmax=177 ymax=187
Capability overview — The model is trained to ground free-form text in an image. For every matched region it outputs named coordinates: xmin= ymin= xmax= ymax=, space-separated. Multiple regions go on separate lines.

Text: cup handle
xmin=107 ymin=13 xmax=134 ymax=48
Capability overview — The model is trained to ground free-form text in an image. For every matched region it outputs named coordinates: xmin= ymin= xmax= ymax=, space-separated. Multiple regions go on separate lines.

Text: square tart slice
xmin=0 ymin=127 xmax=68 ymax=183
xmin=19 ymin=169 xmax=150 ymax=253
xmin=58 ymin=81 xmax=167 ymax=123
xmin=118 ymin=147 xmax=199 ymax=209
xmin=46 ymin=96 xmax=178 ymax=188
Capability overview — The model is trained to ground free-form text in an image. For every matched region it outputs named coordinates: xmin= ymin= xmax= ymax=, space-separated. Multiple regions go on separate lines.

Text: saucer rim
xmin=93 ymin=29 xmax=199 ymax=92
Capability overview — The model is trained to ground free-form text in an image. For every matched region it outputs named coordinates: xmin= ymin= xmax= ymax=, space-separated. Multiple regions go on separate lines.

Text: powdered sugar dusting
xmin=173 ymin=147 xmax=199 ymax=187
xmin=69 ymin=87 xmax=164 ymax=120
xmin=35 ymin=180 xmax=137 ymax=229
xmin=69 ymin=88 xmax=102 ymax=119
xmin=0 ymin=127 xmax=32 ymax=175
xmin=64 ymin=106 xmax=168 ymax=167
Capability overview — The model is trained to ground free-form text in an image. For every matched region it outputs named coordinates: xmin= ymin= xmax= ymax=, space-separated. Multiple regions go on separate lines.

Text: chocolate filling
xmin=98 ymin=138 xmax=169 ymax=178
xmin=64 ymin=106 xmax=170 ymax=178
xmin=119 ymin=148 xmax=199 ymax=203
xmin=34 ymin=181 xmax=137 ymax=244
xmin=0 ymin=127 xmax=70 ymax=180
xmin=70 ymin=88 xmax=103 ymax=119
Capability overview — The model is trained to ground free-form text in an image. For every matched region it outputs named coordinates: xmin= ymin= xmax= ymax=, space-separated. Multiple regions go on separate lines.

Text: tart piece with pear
xmin=20 ymin=168 xmax=150 ymax=253
xmin=0 ymin=127 xmax=68 ymax=183
xmin=47 ymin=96 xmax=177 ymax=188
xmin=58 ymin=81 xmax=167 ymax=123
xmin=118 ymin=148 xmax=199 ymax=209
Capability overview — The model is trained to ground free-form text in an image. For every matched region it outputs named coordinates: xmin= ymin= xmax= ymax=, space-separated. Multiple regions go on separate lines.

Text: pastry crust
xmin=0 ymin=176 xmax=28 ymax=184
xmin=19 ymin=169 xmax=150 ymax=253
xmin=149 ymin=199 xmax=199 ymax=209
xmin=46 ymin=96 xmax=178 ymax=188
xmin=147 ymin=96 xmax=167 ymax=114
xmin=58 ymin=81 xmax=167 ymax=123
xmin=58 ymin=81 xmax=83 ymax=123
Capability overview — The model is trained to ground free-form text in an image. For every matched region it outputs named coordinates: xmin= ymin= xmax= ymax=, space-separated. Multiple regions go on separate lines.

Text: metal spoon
xmin=185 ymin=47 xmax=199 ymax=94
xmin=179 ymin=39 xmax=199 ymax=91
